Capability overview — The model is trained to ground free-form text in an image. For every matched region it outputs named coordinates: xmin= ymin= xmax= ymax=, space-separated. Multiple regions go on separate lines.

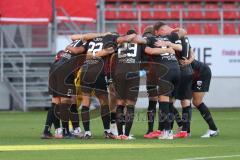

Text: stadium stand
xmin=169 ymin=3 xmax=184 ymax=19
xmin=185 ymin=3 xmax=204 ymax=19
xmin=204 ymin=4 xmax=220 ymax=19
xmin=185 ymin=23 xmax=202 ymax=34
xmin=203 ymin=23 xmax=219 ymax=34
xmin=104 ymin=0 xmax=240 ymax=35
xmin=224 ymin=23 xmax=237 ymax=34
xmin=223 ymin=4 xmax=239 ymax=19
xmin=152 ymin=4 xmax=169 ymax=20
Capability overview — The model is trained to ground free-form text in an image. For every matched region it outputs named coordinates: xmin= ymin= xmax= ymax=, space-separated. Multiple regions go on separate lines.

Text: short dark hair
xmin=143 ymin=25 xmax=154 ymax=37
xmin=126 ymin=29 xmax=137 ymax=35
xmin=153 ymin=21 xmax=166 ymax=31
xmin=111 ymin=32 xmax=120 ymax=37
xmin=143 ymin=25 xmax=154 ymax=35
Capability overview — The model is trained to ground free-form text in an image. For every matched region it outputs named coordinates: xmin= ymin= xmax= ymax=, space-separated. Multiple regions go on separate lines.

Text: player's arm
xmin=166 ymin=41 xmax=182 ymax=52
xmin=179 ymin=49 xmax=195 ymax=65
xmin=86 ymin=47 xmax=115 ymax=59
xmin=71 ymin=32 xmax=111 ymax=41
xmin=144 ymin=46 xmax=175 ymax=55
xmin=117 ymin=34 xmax=137 ymax=44
xmin=131 ymin=35 xmax=148 ymax=44
xmin=65 ymin=46 xmax=86 ymax=54
xmin=154 ymin=40 xmax=182 ymax=51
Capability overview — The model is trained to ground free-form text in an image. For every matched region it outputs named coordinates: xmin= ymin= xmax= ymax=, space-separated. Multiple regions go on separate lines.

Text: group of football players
xmin=41 ymin=21 xmax=219 ymax=140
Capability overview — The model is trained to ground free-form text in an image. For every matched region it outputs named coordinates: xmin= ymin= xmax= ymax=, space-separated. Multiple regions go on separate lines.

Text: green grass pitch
xmin=0 ymin=108 xmax=240 ymax=160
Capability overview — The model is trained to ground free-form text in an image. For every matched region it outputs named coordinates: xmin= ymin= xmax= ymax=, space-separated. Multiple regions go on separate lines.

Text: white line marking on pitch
xmin=0 ymin=144 xmax=215 ymax=152
xmin=177 ymin=154 xmax=240 ymax=160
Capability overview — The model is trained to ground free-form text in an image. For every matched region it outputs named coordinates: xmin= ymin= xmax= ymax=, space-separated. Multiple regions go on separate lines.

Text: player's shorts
xmin=176 ymin=65 xmax=193 ymax=100
xmin=153 ymin=62 xmax=180 ymax=97
xmin=192 ymin=66 xmax=211 ymax=92
xmin=113 ymin=71 xmax=140 ymax=101
xmin=48 ymin=60 xmax=76 ymax=97
xmin=146 ymin=70 xmax=158 ymax=98
xmin=48 ymin=64 xmax=59 ymax=97
xmin=80 ymin=63 xmax=107 ymax=96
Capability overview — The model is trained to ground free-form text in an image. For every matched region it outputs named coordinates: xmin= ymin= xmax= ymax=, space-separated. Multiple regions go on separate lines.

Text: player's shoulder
xmin=92 ymin=36 xmax=104 ymax=42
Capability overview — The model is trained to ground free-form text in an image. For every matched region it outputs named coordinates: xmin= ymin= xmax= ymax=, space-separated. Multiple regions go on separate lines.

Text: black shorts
xmin=153 ymin=62 xmax=180 ymax=97
xmin=80 ymin=64 xmax=107 ymax=96
xmin=192 ymin=67 xmax=211 ymax=92
xmin=146 ymin=71 xmax=158 ymax=98
xmin=48 ymin=61 xmax=76 ymax=97
xmin=113 ymin=71 xmax=140 ymax=101
xmin=176 ymin=65 xmax=193 ymax=100
xmin=48 ymin=64 xmax=59 ymax=97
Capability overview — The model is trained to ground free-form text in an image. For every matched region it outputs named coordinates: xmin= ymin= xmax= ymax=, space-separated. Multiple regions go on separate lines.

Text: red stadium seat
xmin=185 ymin=4 xmax=204 ymax=19
xmin=152 ymin=4 xmax=170 ymax=19
xmin=136 ymin=4 xmax=152 ymax=19
xmin=223 ymin=4 xmax=238 ymax=19
xmin=205 ymin=4 xmax=220 ymax=19
xmin=169 ymin=4 xmax=184 ymax=19
xmin=118 ymin=4 xmax=137 ymax=20
xmin=117 ymin=23 xmax=132 ymax=34
xmin=105 ymin=4 xmax=117 ymax=20
xmin=133 ymin=24 xmax=151 ymax=34
xmin=185 ymin=23 xmax=202 ymax=34
xmin=203 ymin=23 xmax=219 ymax=34
xmin=224 ymin=23 xmax=236 ymax=34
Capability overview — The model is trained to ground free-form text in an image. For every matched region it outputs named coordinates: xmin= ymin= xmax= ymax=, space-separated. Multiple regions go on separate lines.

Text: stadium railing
xmin=103 ymin=7 xmax=240 ymax=35
xmin=0 ymin=24 xmax=55 ymax=111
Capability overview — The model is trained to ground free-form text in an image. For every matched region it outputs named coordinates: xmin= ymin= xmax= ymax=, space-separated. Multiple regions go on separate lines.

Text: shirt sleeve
xmin=180 ymin=37 xmax=190 ymax=59
xmin=103 ymin=34 xmax=119 ymax=44
xmin=82 ymin=41 xmax=89 ymax=50
xmin=168 ymin=32 xmax=180 ymax=42
xmin=73 ymin=40 xmax=84 ymax=47
xmin=146 ymin=36 xmax=155 ymax=46
xmin=103 ymin=35 xmax=119 ymax=49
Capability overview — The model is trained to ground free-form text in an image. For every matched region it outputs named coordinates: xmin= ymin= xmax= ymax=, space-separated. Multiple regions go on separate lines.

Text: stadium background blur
xmin=0 ymin=0 xmax=240 ymax=111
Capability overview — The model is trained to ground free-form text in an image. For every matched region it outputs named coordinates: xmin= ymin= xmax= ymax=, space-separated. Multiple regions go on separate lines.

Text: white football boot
xmin=201 ymin=129 xmax=219 ymax=138
xmin=110 ymin=123 xmax=118 ymax=136
xmin=158 ymin=130 xmax=174 ymax=140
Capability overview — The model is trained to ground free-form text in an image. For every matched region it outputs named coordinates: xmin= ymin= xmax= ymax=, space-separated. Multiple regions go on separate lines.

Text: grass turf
xmin=0 ymin=108 xmax=240 ymax=160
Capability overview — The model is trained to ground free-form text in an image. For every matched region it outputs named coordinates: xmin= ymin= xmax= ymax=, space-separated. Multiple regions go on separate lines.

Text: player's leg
xmin=52 ymin=98 xmax=62 ymax=139
xmin=144 ymin=97 xmax=159 ymax=138
xmin=95 ymin=74 xmax=115 ymax=138
xmin=192 ymin=68 xmax=218 ymax=138
xmin=144 ymin=72 xmax=160 ymax=138
xmin=41 ymin=97 xmax=60 ymax=139
xmin=45 ymin=65 xmax=63 ymax=139
xmin=120 ymin=72 xmax=139 ymax=140
xmin=115 ymin=99 xmax=125 ymax=136
xmin=121 ymin=99 xmax=136 ymax=140
xmin=158 ymin=95 xmax=173 ymax=139
xmin=158 ymin=64 xmax=180 ymax=140
xmin=193 ymin=92 xmax=218 ymax=138
xmin=97 ymin=93 xmax=114 ymax=138
xmin=147 ymin=97 xmax=157 ymax=133
xmin=108 ymin=83 xmax=118 ymax=135
xmin=174 ymin=67 xmax=192 ymax=138
xmin=70 ymin=69 xmax=83 ymax=137
xmin=169 ymin=98 xmax=182 ymax=131
xmin=69 ymin=96 xmax=82 ymax=138
xmin=112 ymin=73 xmax=126 ymax=137
xmin=58 ymin=97 xmax=73 ymax=138
xmin=80 ymin=93 xmax=92 ymax=138
xmin=80 ymin=65 xmax=97 ymax=139
xmin=174 ymin=99 xmax=191 ymax=138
